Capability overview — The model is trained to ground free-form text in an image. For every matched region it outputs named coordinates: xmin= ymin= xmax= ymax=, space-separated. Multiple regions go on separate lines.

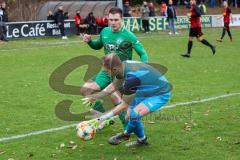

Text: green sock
xmin=92 ymin=100 xmax=105 ymax=113
xmin=118 ymin=110 xmax=128 ymax=129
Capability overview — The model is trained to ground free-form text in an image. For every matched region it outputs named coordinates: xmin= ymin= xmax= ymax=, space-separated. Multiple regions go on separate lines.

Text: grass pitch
xmin=0 ymin=28 xmax=240 ymax=160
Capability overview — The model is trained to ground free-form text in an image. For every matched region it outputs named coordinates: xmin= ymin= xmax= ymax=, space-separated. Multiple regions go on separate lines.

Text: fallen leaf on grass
xmin=216 ymin=137 xmax=222 ymax=141
xmin=0 ymin=151 xmax=5 ymax=155
xmin=59 ymin=143 xmax=65 ymax=148
xmin=183 ymin=123 xmax=191 ymax=131
xmin=67 ymin=144 xmax=78 ymax=149
xmin=146 ymin=121 xmax=155 ymax=124
xmin=72 ymin=145 xmax=78 ymax=150
xmin=69 ymin=141 xmax=75 ymax=145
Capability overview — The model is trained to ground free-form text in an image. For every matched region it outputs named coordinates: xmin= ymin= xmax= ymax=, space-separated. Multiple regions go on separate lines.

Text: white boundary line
xmin=164 ymin=92 xmax=240 ymax=109
xmin=0 ymin=124 xmax=76 ymax=143
xmin=0 ymin=92 xmax=240 ymax=143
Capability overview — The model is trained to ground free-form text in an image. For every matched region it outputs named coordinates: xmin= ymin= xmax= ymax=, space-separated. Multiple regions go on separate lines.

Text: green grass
xmin=0 ymin=28 xmax=240 ymax=160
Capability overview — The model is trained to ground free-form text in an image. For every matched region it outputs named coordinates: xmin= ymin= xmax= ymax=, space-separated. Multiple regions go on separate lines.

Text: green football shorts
xmin=91 ymin=70 xmax=114 ymax=90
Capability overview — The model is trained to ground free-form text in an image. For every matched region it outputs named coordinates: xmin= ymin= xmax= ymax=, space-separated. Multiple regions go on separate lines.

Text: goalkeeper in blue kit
xmin=82 ymin=54 xmax=171 ymax=147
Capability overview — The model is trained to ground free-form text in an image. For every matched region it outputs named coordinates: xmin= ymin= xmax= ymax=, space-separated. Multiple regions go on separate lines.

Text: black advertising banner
xmin=6 ymin=20 xmax=76 ymax=39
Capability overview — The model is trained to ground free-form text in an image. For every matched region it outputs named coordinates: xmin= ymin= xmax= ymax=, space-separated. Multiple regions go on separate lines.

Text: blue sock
xmin=125 ymin=120 xmax=134 ymax=135
xmin=125 ymin=109 xmax=145 ymax=139
xmin=133 ymin=120 xmax=145 ymax=139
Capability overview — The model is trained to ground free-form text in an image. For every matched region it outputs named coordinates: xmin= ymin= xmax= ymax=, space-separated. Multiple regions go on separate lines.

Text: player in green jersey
xmin=81 ymin=7 xmax=149 ymax=135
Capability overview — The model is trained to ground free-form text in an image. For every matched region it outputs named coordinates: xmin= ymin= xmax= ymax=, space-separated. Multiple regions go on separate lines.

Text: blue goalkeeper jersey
xmin=122 ymin=61 xmax=171 ymax=97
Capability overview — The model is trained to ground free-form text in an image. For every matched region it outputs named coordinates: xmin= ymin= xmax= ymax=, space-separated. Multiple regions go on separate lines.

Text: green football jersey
xmin=88 ymin=27 xmax=148 ymax=62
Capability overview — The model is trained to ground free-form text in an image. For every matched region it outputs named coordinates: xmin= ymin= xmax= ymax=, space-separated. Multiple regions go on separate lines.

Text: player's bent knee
xmin=80 ymin=82 xmax=100 ymax=95
xmin=80 ymin=87 xmax=90 ymax=95
xmin=129 ymin=109 xmax=141 ymax=121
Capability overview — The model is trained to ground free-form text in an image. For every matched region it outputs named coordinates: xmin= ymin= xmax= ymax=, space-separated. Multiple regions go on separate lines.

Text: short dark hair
xmin=101 ymin=54 xmax=122 ymax=69
xmin=109 ymin=7 xmax=123 ymax=17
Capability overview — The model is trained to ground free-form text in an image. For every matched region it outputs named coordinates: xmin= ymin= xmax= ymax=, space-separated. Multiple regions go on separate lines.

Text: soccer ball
xmin=76 ymin=121 xmax=96 ymax=141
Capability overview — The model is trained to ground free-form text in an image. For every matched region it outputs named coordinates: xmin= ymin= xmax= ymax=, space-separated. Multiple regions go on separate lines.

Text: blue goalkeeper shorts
xmin=129 ymin=92 xmax=171 ymax=112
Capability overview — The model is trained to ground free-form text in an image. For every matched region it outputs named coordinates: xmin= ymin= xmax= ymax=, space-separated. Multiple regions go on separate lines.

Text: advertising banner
xmin=212 ymin=14 xmax=240 ymax=27
xmin=5 ymin=15 xmax=239 ymax=39
xmin=123 ymin=15 xmax=212 ymax=32
xmin=6 ymin=20 xmax=75 ymax=38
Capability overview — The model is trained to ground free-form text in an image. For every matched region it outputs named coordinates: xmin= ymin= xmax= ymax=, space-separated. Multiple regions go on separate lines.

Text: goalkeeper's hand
xmin=81 ymin=96 xmax=96 ymax=107
xmin=87 ymin=118 xmax=101 ymax=129
xmin=85 ymin=117 xmax=116 ymax=131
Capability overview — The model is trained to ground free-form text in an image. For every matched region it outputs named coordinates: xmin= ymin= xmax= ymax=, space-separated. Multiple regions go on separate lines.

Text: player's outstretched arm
xmin=81 ymin=79 xmax=124 ymax=106
xmin=134 ymin=43 xmax=149 ymax=63
xmin=82 ymin=33 xmax=103 ymax=50
xmin=82 ymin=33 xmax=91 ymax=42
xmin=130 ymin=33 xmax=149 ymax=63
xmin=98 ymin=100 xmax=128 ymax=122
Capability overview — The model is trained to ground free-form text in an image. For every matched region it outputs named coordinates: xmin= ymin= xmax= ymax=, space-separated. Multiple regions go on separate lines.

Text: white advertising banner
xmin=212 ymin=14 xmax=240 ymax=27
xmin=231 ymin=14 xmax=240 ymax=26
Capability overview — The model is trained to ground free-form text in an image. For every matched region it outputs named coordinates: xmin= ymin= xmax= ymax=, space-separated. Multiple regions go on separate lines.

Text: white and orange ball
xmin=76 ymin=121 xmax=96 ymax=141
